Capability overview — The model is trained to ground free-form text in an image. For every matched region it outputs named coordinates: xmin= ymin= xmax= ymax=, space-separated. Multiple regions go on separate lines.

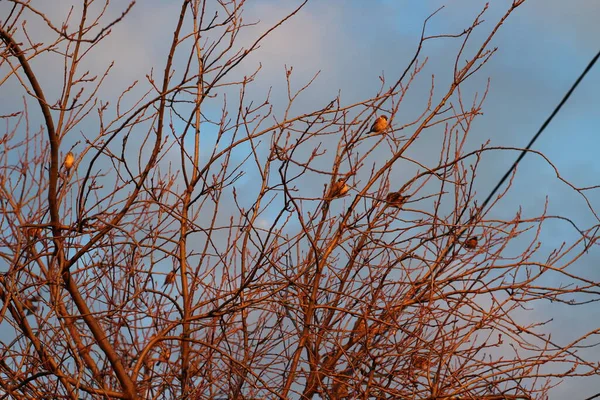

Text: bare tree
xmin=1 ymin=0 xmax=599 ymax=399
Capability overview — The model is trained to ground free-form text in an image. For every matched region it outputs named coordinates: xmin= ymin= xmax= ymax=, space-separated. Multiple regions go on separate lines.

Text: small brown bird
xmin=64 ymin=151 xmax=75 ymax=170
xmin=367 ymin=115 xmax=388 ymax=134
xmin=26 ymin=226 xmax=42 ymax=239
xmin=411 ymin=354 xmax=429 ymax=370
xmin=331 ymin=381 xmax=350 ymax=399
xmin=157 ymin=345 xmax=171 ymax=366
xmin=22 ymin=295 xmax=41 ymax=315
xmin=327 ymin=178 xmax=350 ymax=200
xmin=463 ymin=236 xmax=478 ymax=250
xmin=164 ymin=270 xmax=176 ymax=286
xmin=386 ymin=192 xmax=409 ymax=209
xmin=354 ymin=318 xmax=368 ymax=337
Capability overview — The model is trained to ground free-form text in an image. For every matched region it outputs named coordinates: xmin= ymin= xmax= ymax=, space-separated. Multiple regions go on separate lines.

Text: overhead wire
xmin=479 ymin=49 xmax=600 ymax=213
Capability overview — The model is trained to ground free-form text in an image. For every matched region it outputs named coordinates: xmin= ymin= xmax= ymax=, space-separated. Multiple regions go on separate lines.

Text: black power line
xmin=480 ymin=49 xmax=600 ymax=213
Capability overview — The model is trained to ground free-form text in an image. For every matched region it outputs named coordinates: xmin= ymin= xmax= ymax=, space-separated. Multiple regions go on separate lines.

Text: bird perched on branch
xmin=326 ymin=178 xmax=350 ymax=200
xmin=367 ymin=115 xmax=388 ymax=134
xmin=64 ymin=151 xmax=75 ymax=171
xmin=463 ymin=236 xmax=478 ymax=250
xmin=386 ymin=192 xmax=409 ymax=209
xmin=164 ymin=270 xmax=176 ymax=286
xmin=26 ymin=226 xmax=42 ymax=240
xmin=411 ymin=354 xmax=429 ymax=370
xmin=22 ymin=295 xmax=41 ymax=315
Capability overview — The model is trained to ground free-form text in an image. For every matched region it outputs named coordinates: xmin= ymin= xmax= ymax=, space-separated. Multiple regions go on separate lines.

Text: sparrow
xmin=367 ymin=115 xmax=388 ymax=134
xmin=64 ymin=151 xmax=75 ymax=171
xmin=164 ymin=270 xmax=176 ymax=286
xmin=463 ymin=236 xmax=478 ymax=250
xmin=327 ymin=178 xmax=350 ymax=200
xmin=354 ymin=318 xmax=368 ymax=338
xmin=26 ymin=226 xmax=42 ymax=239
xmin=386 ymin=192 xmax=409 ymax=209
xmin=331 ymin=381 xmax=350 ymax=399
xmin=157 ymin=345 xmax=171 ymax=366
xmin=411 ymin=354 xmax=429 ymax=370
xmin=22 ymin=295 xmax=41 ymax=315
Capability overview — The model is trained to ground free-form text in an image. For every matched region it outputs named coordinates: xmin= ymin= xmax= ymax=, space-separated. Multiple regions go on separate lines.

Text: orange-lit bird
xmin=386 ymin=192 xmax=409 ymax=209
xmin=331 ymin=381 xmax=350 ymax=399
xmin=411 ymin=354 xmax=429 ymax=370
xmin=164 ymin=270 xmax=176 ymax=286
xmin=327 ymin=178 xmax=350 ymax=200
xmin=463 ymin=236 xmax=478 ymax=250
xmin=157 ymin=344 xmax=171 ymax=366
xmin=367 ymin=115 xmax=388 ymax=134
xmin=354 ymin=317 xmax=368 ymax=337
xmin=64 ymin=151 xmax=75 ymax=171
xmin=27 ymin=226 xmax=42 ymax=239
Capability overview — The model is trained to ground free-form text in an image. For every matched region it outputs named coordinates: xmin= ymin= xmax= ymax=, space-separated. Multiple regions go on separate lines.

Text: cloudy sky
xmin=2 ymin=0 xmax=600 ymax=397
xmin=159 ymin=1 xmax=600 ymax=396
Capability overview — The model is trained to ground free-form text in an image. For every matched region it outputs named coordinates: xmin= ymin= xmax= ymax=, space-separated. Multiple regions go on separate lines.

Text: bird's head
xmin=381 ymin=115 xmax=388 ymax=121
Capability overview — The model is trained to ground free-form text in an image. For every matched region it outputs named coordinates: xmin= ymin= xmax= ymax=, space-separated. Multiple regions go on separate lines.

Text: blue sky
xmin=187 ymin=2 xmax=599 ymax=395
xmin=2 ymin=0 xmax=599 ymax=397
xmin=191 ymin=2 xmax=600 ymax=396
